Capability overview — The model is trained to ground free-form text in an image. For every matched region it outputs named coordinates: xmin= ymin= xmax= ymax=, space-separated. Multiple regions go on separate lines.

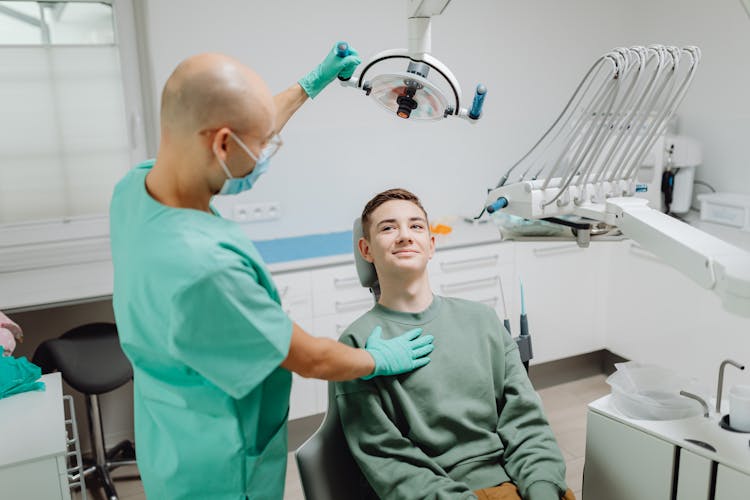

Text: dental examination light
xmin=483 ymin=45 xmax=750 ymax=317
xmin=340 ymin=0 xmax=486 ymax=123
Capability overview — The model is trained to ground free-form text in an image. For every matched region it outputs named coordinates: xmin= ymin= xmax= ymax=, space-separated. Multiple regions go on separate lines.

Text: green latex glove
xmin=298 ymin=42 xmax=361 ymax=99
xmin=362 ymin=326 xmax=434 ymax=380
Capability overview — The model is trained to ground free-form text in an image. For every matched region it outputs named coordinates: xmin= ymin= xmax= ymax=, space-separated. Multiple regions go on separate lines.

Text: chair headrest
xmin=352 ymin=218 xmax=378 ymax=289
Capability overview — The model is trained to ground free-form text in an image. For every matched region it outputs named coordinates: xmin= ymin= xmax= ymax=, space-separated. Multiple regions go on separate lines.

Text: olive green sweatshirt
xmin=335 ymin=295 xmax=567 ymax=500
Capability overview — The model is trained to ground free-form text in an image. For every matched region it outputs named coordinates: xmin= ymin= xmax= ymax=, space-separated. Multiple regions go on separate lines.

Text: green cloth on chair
xmin=0 ymin=356 xmax=45 ymax=399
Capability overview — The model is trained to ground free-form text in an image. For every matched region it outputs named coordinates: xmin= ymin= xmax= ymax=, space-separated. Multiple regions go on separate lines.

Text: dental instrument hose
xmin=499 ymin=276 xmax=511 ymax=335
xmin=517 ymin=280 xmax=533 ymax=372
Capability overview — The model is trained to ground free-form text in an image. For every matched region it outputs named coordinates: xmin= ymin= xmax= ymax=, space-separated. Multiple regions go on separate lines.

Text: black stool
xmin=32 ymin=322 xmax=137 ymax=500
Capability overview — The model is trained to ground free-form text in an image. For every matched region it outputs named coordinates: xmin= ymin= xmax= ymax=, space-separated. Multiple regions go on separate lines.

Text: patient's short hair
xmin=361 ymin=188 xmax=429 ymax=239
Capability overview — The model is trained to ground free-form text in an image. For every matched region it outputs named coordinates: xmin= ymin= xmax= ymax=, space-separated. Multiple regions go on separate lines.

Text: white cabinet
xmin=583 ymin=410 xmax=675 ymax=500
xmin=715 ymin=464 xmax=750 ymax=500
xmin=274 ymin=271 xmax=313 ymax=330
xmin=675 ymin=449 xmax=712 ymax=500
xmin=514 ymin=241 xmax=609 ymax=363
xmin=276 ymin=262 xmax=376 ymax=420
xmin=584 ymin=396 xmax=750 ymax=500
xmin=430 ymin=242 xmax=516 ymax=322
xmin=0 ymin=373 xmax=72 ymax=500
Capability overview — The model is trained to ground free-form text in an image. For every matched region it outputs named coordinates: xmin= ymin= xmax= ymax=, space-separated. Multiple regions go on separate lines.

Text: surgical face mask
xmin=215 ymin=130 xmax=282 ymax=195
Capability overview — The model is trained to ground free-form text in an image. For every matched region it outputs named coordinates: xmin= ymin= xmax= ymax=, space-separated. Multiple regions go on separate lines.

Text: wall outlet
xmin=233 ymin=202 xmax=281 ymax=222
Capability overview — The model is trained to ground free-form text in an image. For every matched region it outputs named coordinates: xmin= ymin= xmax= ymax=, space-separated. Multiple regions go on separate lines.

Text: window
xmin=0 ymin=0 xmax=147 ymax=272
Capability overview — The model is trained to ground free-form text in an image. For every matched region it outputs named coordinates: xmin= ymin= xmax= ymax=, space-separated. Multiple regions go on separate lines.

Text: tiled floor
xmin=73 ymin=374 xmax=610 ymax=500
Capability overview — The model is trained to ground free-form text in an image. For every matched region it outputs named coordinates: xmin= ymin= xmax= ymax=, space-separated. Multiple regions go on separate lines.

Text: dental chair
xmin=295 ymin=219 xmax=534 ymax=499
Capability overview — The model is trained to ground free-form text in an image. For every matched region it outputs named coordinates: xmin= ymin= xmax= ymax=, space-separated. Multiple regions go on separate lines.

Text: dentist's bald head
xmin=160 ymin=53 xmax=275 ymax=138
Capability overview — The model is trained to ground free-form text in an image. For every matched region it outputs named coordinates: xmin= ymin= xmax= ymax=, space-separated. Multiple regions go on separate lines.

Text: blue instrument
xmin=486 ymin=197 xmax=508 ymax=214
xmin=469 ymin=84 xmax=487 ymax=120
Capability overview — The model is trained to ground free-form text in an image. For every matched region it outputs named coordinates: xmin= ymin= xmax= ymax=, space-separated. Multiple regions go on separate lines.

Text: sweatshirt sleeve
xmin=335 ymin=336 xmax=477 ymax=500
xmin=495 ymin=327 xmax=568 ymax=500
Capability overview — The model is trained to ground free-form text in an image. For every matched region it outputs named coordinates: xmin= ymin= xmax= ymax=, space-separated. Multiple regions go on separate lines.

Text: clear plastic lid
xmin=367 ymin=72 xmax=450 ymax=121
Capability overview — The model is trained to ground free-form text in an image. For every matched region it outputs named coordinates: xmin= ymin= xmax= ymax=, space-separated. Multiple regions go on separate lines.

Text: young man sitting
xmin=335 ymin=188 xmax=575 ymax=500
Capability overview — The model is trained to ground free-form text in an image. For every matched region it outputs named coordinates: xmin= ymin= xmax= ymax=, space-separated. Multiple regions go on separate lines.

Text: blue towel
xmin=0 ymin=356 xmax=45 ymax=399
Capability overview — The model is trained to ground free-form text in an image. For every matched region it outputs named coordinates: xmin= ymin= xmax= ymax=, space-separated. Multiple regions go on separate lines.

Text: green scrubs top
xmin=110 ymin=161 xmax=293 ymax=500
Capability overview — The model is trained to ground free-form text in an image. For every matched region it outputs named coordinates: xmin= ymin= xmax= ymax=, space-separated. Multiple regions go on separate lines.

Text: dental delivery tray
xmin=698 ymin=192 xmax=750 ymax=232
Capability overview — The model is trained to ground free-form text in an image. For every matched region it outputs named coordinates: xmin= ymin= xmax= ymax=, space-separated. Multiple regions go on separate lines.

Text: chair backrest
xmin=352 ymin=217 xmax=381 ymax=299
xmin=295 ymin=383 xmax=370 ymax=500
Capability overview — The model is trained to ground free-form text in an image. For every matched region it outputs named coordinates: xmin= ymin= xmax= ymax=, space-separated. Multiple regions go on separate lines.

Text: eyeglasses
xmin=227 ymin=130 xmax=283 ymax=164
xmin=259 ymin=133 xmax=283 ymax=162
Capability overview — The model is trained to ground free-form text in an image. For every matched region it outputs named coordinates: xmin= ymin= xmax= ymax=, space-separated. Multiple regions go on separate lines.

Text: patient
xmin=335 ymin=188 xmax=574 ymax=500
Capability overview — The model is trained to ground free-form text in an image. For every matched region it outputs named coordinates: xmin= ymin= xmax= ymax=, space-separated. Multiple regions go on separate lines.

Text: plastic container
xmin=698 ymin=192 xmax=750 ymax=232
xmin=606 ymin=362 xmax=704 ymax=420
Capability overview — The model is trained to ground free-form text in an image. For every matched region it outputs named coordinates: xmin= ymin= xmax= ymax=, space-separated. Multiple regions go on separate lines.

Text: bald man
xmin=109 ymin=47 xmax=434 ymax=500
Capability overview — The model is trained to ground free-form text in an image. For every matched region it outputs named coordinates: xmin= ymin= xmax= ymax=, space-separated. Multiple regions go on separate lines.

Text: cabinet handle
xmin=333 ymin=276 xmax=361 ymax=288
xmin=532 ymin=244 xmax=580 ymax=257
xmin=439 ymin=254 xmax=499 ymax=272
xmin=440 ymin=276 xmax=500 ymax=294
xmin=334 ymin=297 xmax=374 ymax=312
xmin=477 ymin=296 xmax=499 ymax=307
xmin=279 ymin=286 xmax=290 ymax=298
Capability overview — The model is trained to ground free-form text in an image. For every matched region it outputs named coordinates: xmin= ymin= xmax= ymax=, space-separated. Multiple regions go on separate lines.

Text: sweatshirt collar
xmin=372 ymin=294 xmax=442 ymax=325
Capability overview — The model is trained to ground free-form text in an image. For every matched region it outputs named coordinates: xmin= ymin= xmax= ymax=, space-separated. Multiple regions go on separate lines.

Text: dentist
xmin=109 ymin=45 xmax=434 ymax=500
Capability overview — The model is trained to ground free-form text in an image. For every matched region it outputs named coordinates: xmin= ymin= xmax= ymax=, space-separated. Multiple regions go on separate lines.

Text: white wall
xmin=621 ymin=0 xmax=750 ymax=200
xmin=141 ymin=0 xmax=636 ymax=239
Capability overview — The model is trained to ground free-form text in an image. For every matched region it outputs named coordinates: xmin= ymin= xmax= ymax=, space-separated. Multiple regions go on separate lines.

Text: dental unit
xmin=481 ymin=45 xmax=750 ymax=317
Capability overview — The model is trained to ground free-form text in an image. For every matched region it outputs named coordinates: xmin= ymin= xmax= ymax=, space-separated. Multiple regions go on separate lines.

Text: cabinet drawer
xmin=289 ymin=373 xmax=323 ymax=420
xmin=0 ymin=456 xmax=68 ymax=500
xmin=676 ymin=449 xmax=712 ymax=500
xmin=429 ymin=243 xmax=512 ymax=275
xmin=281 ymin=295 xmax=313 ymax=323
xmin=584 ymin=411 xmax=675 ymax=500
xmin=313 ymin=289 xmax=374 ymax=317
xmin=310 ymin=266 xmax=365 ymax=296
xmin=313 ymin=312 xmax=368 ymax=341
xmin=273 ymin=271 xmax=312 ymax=300
xmin=715 ymin=464 xmax=750 ymax=500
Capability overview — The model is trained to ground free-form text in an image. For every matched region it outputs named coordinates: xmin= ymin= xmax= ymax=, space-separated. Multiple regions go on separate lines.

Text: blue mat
xmin=254 ymin=230 xmax=354 ymax=264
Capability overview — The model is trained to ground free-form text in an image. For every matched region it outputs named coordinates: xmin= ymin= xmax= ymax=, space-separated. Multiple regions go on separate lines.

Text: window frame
xmin=0 ymin=0 xmax=149 ymax=271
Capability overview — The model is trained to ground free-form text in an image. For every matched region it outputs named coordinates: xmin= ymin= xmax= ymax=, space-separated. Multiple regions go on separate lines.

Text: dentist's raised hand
xmin=298 ymin=41 xmax=361 ymax=99
xmin=361 ymin=326 xmax=434 ymax=380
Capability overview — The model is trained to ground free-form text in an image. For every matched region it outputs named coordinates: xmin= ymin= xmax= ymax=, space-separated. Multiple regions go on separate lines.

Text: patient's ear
xmin=358 ymin=237 xmax=374 ymax=263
